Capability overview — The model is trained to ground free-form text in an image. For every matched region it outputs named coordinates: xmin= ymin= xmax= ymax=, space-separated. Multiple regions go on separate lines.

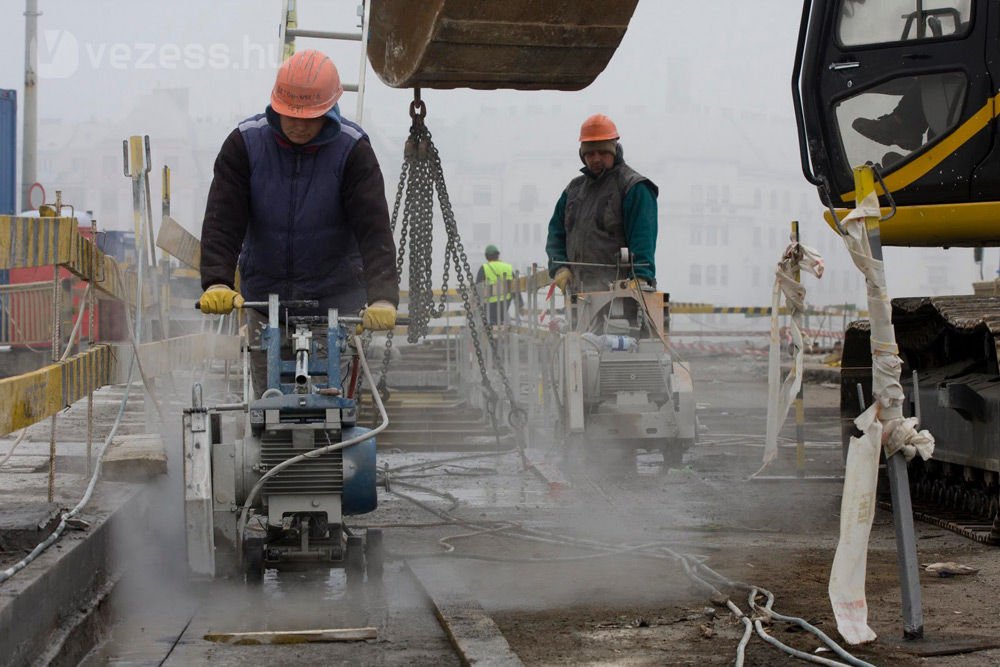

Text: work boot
xmin=852 ymin=113 xmax=925 ymax=150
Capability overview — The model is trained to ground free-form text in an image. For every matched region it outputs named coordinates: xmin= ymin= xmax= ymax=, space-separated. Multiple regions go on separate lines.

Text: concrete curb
xmin=0 ymin=483 xmax=145 ymax=667
xmin=407 ymin=561 xmax=523 ymax=667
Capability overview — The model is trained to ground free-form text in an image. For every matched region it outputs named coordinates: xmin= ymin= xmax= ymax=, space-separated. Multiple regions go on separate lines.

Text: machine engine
xmin=560 ymin=278 xmax=695 ymax=466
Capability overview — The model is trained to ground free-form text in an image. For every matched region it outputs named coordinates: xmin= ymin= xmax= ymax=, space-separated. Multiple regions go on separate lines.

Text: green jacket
xmin=546 ymin=164 xmax=657 ymax=288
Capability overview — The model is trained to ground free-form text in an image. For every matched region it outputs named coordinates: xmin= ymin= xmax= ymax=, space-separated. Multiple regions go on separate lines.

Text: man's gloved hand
xmin=628 ymin=278 xmax=655 ymax=292
xmin=553 ymin=267 xmax=573 ymax=293
xmin=198 ymin=284 xmax=244 ymax=314
xmin=361 ymin=300 xmax=397 ymax=331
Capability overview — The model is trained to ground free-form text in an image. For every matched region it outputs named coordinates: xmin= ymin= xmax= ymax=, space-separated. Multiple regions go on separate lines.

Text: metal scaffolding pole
xmin=21 ymin=0 xmax=39 ymax=211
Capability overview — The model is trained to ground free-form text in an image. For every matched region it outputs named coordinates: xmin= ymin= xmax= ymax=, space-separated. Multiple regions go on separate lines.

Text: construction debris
xmin=924 ymin=562 xmax=979 ymax=578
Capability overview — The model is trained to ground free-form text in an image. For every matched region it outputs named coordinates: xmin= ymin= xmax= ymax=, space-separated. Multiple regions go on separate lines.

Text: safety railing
xmin=0 ymin=281 xmax=56 ymax=346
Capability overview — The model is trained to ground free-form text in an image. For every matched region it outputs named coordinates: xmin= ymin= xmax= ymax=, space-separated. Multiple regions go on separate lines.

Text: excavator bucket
xmin=367 ymin=0 xmax=640 ymax=91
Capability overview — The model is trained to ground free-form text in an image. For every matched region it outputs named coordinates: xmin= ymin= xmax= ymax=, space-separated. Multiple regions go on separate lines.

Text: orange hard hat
xmin=578 ymin=114 xmax=619 ymax=142
xmin=271 ymin=50 xmax=344 ymax=119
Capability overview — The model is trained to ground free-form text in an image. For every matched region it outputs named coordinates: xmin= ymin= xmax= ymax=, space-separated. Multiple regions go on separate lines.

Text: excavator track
xmin=882 ymin=502 xmax=1000 ymax=546
xmin=843 ymin=294 xmax=1000 ymax=545
xmin=880 ymin=469 xmax=1000 ymax=545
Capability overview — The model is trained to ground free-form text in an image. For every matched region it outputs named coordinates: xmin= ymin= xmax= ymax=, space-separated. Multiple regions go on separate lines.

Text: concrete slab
xmin=0 ymin=471 xmax=93 ymax=493
xmin=0 ymin=502 xmax=61 ymax=530
xmin=103 ymin=433 xmax=167 ymax=481
xmin=0 ymin=482 xmax=146 ymax=667
xmin=0 ymin=502 xmax=60 ymax=553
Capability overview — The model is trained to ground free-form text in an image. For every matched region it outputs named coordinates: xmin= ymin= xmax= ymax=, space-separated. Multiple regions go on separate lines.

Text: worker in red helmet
xmin=198 ymin=49 xmax=398 ymax=394
xmin=545 ymin=113 xmax=658 ymax=293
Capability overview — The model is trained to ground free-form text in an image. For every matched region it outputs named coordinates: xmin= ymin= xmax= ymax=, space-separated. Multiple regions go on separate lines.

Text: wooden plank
xmin=0 ymin=216 xmax=76 ymax=269
xmin=203 ymin=627 xmax=377 ymax=645
xmin=85 ymin=252 xmax=140 ymax=305
xmin=63 ymin=227 xmax=141 ymax=305
xmin=0 ymin=215 xmax=141 ymax=305
xmin=0 ymin=330 xmax=240 ymax=436
xmin=156 ymin=215 xmax=201 ymax=270
xmin=59 ymin=345 xmax=115 ymax=406
xmin=0 ymin=345 xmax=114 ymax=436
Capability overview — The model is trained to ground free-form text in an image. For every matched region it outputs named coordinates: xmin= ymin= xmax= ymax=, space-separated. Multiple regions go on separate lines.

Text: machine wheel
xmin=660 ymin=438 xmax=691 ymax=469
xmin=366 ymin=529 xmax=384 ymax=581
xmin=242 ymin=543 xmax=265 ymax=583
xmin=660 ymin=447 xmax=681 ymax=468
xmin=346 ymin=535 xmax=365 ymax=585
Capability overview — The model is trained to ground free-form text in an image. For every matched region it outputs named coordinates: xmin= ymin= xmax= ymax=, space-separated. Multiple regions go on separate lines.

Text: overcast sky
xmin=0 ymin=2 xmax=794 ymax=126
xmin=0 ymin=1 xmax=989 ymax=305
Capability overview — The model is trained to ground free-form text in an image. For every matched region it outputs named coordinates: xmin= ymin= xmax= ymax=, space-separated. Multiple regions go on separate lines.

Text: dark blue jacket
xmin=201 ymin=105 xmax=398 ymax=312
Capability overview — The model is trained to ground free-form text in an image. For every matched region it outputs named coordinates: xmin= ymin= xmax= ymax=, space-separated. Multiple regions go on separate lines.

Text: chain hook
xmin=409 ymin=87 xmax=427 ymax=127
xmin=508 ymin=406 xmax=528 ymax=430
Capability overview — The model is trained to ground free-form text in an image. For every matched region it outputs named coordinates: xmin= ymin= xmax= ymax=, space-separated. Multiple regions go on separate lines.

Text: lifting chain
xmin=378 ymin=91 xmax=528 ymax=446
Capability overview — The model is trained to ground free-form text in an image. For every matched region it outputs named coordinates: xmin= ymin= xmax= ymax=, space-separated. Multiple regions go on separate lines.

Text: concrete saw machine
xmin=183 ymin=295 xmax=385 ymax=582
xmin=558 ymin=262 xmax=696 ymax=468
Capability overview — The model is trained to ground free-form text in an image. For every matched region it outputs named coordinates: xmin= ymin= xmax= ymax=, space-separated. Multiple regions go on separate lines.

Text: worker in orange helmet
xmin=545 ymin=113 xmax=658 ymax=293
xmin=198 ymin=49 xmax=398 ymax=394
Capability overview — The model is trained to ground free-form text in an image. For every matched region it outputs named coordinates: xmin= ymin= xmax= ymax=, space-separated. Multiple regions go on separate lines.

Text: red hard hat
xmin=579 ymin=114 xmax=620 ymax=142
xmin=271 ymin=50 xmax=344 ymax=118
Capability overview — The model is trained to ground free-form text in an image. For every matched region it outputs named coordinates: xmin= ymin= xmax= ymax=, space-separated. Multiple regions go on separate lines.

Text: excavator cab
xmin=797 ymin=1 xmax=1000 ymax=544
xmin=794 ymin=0 xmax=1000 ymax=246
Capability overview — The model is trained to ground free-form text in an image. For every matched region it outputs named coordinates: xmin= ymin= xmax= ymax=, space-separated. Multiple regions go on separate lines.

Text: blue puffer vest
xmin=237 ymin=106 xmax=367 ymax=313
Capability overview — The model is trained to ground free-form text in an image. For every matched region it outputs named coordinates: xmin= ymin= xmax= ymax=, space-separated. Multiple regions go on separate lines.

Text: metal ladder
xmin=278 ymin=0 xmax=372 ymax=123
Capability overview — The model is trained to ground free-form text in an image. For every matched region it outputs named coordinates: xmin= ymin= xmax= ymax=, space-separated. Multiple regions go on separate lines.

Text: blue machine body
xmin=342 ymin=426 xmax=377 ymax=515
xmin=255 ymin=308 xmax=378 ymax=516
xmin=262 ymin=312 xmax=350 ymax=395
